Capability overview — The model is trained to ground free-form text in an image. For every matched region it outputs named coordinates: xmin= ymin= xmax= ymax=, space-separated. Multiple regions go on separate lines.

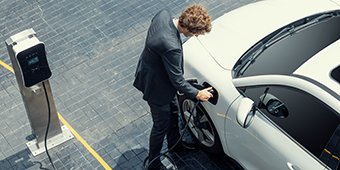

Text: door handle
xmin=287 ymin=162 xmax=301 ymax=170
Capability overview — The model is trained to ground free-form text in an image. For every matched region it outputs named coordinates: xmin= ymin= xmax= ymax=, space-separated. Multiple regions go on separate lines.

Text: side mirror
xmin=237 ymin=98 xmax=255 ymax=128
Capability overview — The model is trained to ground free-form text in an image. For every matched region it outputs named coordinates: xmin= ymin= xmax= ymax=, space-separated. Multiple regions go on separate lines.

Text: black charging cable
xmin=42 ymin=82 xmax=57 ymax=170
xmin=143 ymin=99 xmax=201 ymax=170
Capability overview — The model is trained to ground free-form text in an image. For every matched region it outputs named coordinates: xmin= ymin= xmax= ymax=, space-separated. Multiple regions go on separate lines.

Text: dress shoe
xmin=148 ymin=163 xmax=167 ymax=170
xmin=170 ymin=141 xmax=197 ymax=152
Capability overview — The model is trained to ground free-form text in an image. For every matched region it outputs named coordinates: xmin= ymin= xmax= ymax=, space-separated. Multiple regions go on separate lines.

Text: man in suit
xmin=133 ymin=5 xmax=212 ymax=170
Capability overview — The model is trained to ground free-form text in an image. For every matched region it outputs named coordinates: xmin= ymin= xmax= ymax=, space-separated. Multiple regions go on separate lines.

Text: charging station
xmin=5 ymin=29 xmax=73 ymax=156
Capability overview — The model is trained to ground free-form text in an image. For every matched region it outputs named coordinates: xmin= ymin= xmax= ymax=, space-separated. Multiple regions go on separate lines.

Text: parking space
xmin=0 ymin=0 xmax=260 ymax=169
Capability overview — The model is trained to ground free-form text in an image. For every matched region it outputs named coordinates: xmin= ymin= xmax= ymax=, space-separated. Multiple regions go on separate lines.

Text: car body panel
xmin=293 ymin=39 xmax=340 ymax=97
xmin=230 ymin=75 xmax=340 ymax=169
xmin=181 ymin=0 xmax=340 ymax=169
xmin=196 ymin=0 xmax=340 ymax=70
xmin=330 ymin=0 xmax=340 ymax=6
xmin=226 ymin=96 xmax=326 ymax=169
xmin=182 ymin=36 xmax=239 ymax=154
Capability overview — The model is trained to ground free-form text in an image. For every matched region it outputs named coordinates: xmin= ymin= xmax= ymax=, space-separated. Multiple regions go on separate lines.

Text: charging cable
xmin=143 ymin=99 xmax=201 ymax=170
xmin=42 ymin=82 xmax=57 ymax=170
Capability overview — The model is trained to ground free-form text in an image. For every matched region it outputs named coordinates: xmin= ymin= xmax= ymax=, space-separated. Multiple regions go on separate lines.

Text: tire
xmin=178 ymin=95 xmax=223 ymax=154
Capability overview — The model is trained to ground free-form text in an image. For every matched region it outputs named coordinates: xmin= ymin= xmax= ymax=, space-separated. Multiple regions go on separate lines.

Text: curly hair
xmin=179 ymin=5 xmax=212 ymax=35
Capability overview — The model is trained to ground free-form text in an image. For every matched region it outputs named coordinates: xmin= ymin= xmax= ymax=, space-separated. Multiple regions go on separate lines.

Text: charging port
xmin=202 ymin=82 xmax=218 ymax=105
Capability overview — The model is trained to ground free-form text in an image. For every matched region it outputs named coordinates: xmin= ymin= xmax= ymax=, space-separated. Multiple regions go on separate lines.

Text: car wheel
xmin=179 ymin=97 xmax=222 ymax=154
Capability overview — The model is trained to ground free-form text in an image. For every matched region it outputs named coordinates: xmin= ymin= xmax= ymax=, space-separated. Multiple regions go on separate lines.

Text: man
xmin=133 ymin=5 xmax=213 ymax=170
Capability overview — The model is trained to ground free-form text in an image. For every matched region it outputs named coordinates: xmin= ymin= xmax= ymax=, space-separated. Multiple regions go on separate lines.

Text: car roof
xmin=293 ymin=39 xmax=340 ymax=97
xmin=197 ymin=0 xmax=340 ymax=70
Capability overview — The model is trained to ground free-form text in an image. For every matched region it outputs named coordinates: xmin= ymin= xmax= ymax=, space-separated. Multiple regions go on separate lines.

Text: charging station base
xmin=26 ymin=125 xmax=74 ymax=156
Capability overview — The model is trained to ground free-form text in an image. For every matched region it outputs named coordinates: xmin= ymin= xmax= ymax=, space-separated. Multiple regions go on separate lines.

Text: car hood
xmin=196 ymin=0 xmax=340 ymax=70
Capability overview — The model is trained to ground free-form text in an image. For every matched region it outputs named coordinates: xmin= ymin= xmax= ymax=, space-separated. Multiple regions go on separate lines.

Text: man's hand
xmin=196 ymin=87 xmax=213 ymax=102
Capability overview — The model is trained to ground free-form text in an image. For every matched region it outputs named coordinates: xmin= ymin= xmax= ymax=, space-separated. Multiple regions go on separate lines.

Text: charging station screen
xmin=27 ymin=56 xmax=39 ymax=66
xmin=16 ymin=43 xmax=52 ymax=87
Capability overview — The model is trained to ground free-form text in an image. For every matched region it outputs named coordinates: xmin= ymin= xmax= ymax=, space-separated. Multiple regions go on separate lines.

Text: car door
xmin=225 ymin=85 xmax=336 ymax=170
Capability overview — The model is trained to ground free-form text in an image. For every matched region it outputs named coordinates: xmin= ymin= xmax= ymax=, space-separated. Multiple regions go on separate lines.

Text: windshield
xmin=233 ymin=10 xmax=340 ymax=78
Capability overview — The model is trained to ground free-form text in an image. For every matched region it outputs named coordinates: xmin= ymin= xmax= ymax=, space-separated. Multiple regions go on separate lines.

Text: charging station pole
xmin=5 ymin=29 xmax=73 ymax=156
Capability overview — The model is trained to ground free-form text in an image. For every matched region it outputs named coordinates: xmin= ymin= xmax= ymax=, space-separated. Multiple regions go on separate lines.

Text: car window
xmin=233 ymin=11 xmax=340 ymax=78
xmin=239 ymin=85 xmax=340 ymax=168
xmin=320 ymin=126 xmax=340 ymax=170
xmin=331 ymin=65 xmax=340 ymax=84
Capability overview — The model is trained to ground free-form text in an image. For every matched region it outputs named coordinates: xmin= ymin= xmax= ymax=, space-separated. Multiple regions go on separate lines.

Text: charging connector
xmin=143 ymin=100 xmax=201 ymax=170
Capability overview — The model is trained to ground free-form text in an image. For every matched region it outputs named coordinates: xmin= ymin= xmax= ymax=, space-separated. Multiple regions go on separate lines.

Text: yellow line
xmin=57 ymin=112 xmax=112 ymax=170
xmin=325 ymin=149 xmax=340 ymax=161
xmin=217 ymin=113 xmax=232 ymax=120
xmin=332 ymin=155 xmax=340 ymax=160
xmin=0 ymin=60 xmax=14 ymax=73
xmin=0 ymin=60 xmax=112 ymax=170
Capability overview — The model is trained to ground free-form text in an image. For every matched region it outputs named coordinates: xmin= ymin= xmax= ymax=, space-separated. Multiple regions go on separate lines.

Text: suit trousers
xmin=147 ymin=95 xmax=181 ymax=166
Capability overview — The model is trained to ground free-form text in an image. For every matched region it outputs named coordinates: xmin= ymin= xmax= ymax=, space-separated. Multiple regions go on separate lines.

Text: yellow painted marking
xmin=324 ymin=149 xmax=331 ymax=155
xmin=217 ymin=113 xmax=232 ymax=120
xmin=332 ymin=155 xmax=340 ymax=160
xmin=0 ymin=60 xmax=14 ymax=73
xmin=0 ymin=60 xmax=112 ymax=170
xmin=216 ymin=113 xmax=280 ymax=158
xmin=324 ymin=149 xmax=340 ymax=161
xmin=58 ymin=113 xmax=112 ymax=170
xmin=224 ymin=112 xmax=287 ymax=161
xmin=214 ymin=106 xmax=334 ymax=165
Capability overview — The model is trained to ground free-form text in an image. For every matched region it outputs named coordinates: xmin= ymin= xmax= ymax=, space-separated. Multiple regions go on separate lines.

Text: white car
xmin=178 ymin=0 xmax=340 ymax=169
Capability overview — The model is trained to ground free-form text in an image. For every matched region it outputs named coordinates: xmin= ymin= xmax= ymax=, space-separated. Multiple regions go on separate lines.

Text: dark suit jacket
xmin=133 ymin=9 xmax=198 ymax=105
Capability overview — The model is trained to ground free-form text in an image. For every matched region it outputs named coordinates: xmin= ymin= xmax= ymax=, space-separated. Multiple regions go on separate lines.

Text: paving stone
xmin=0 ymin=0 xmax=261 ymax=169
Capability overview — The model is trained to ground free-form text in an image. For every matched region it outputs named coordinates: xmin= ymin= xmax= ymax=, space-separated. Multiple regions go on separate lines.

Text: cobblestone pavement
xmin=0 ymin=0 xmax=260 ymax=169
